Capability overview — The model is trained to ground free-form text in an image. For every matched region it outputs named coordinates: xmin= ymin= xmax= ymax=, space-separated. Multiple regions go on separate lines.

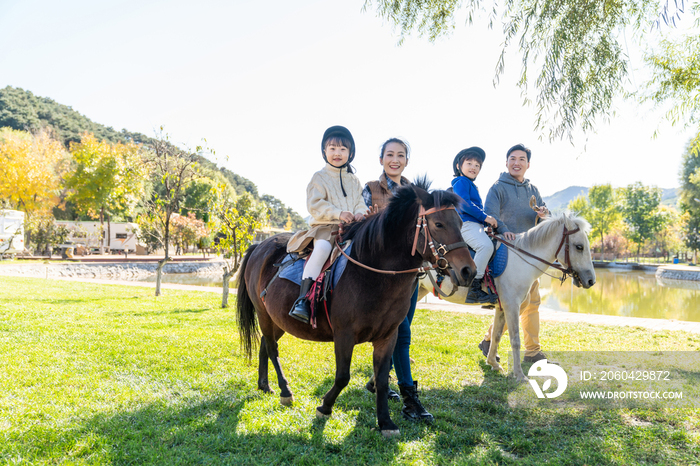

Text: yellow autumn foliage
xmin=0 ymin=127 xmax=68 ymax=214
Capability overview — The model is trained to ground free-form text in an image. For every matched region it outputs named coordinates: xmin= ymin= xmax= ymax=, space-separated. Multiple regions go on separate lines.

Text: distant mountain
xmin=543 ymin=186 xmax=680 ymax=212
xmin=660 ymin=187 xmax=679 ymax=207
xmin=543 ymin=186 xmax=589 ymax=212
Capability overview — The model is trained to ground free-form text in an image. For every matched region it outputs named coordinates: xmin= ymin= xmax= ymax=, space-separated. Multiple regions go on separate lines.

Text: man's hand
xmin=503 ymin=231 xmax=516 ymax=241
xmin=536 ymin=206 xmax=549 ymax=219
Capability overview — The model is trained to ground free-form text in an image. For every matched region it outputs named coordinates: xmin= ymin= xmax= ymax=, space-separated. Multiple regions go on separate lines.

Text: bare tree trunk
xmin=221 ymin=265 xmax=236 ymax=308
xmin=107 ymin=212 xmax=111 ymax=252
xmin=99 ymin=206 xmax=105 ymax=255
xmin=155 ymin=256 xmax=172 ymax=296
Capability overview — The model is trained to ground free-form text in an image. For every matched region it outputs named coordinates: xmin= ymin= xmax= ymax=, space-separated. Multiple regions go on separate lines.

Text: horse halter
xmin=411 ymin=205 xmax=468 ymax=272
xmin=554 ymin=224 xmax=581 ymax=283
xmin=335 ymin=204 xmax=468 ymax=276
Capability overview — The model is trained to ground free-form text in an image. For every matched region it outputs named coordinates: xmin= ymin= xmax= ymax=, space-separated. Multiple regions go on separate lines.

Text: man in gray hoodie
xmin=479 ymin=143 xmax=550 ymax=363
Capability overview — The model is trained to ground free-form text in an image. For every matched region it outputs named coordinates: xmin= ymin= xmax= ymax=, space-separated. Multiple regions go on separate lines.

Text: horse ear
xmin=411 ymin=185 xmax=433 ymax=207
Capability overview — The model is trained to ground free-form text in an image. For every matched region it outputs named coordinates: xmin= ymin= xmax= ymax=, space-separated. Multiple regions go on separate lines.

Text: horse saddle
xmin=279 ymin=242 xmax=352 ymax=290
xmin=469 ymin=241 xmax=508 ymax=278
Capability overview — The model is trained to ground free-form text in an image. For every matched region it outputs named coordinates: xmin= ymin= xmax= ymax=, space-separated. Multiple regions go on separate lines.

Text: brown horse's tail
xmin=236 ymin=243 xmax=260 ymax=360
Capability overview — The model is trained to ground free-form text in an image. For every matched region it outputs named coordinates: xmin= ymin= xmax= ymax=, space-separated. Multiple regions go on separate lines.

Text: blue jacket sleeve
xmin=453 ymin=178 xmax=488 ymax=222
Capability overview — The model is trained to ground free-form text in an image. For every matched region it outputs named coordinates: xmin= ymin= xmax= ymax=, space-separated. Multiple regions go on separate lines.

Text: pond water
xmin=137 ymin=267 xmax=700 ymax=323
xmin=539 ymin=268 xmax=700 ymax=323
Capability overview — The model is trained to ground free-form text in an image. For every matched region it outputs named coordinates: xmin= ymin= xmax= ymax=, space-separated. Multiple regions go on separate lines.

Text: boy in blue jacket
xmin=451 ymin=147 xmax=498 ymax=304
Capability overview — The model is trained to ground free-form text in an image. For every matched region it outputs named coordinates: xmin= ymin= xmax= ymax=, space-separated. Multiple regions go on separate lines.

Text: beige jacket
xmin=306 ymin=164 xmax=366 ymax=226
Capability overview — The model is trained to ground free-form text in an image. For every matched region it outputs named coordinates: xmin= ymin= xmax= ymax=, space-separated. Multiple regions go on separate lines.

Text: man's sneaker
xmin=523 ymin=352 xmax=548 ymax=363
xmin=477 ymin=339 xmax=500 ymax=362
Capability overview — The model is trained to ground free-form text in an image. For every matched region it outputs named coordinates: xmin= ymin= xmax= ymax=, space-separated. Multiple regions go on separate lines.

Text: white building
xmin=55 ymin=221 xmax=141 ymax=253
xmin=0 ymin=210 xmax=25 ymax=254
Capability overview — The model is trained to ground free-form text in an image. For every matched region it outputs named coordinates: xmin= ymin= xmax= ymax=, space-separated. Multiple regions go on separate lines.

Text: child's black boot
xmin=289 ymin=278 xmax=313 ymax=323
xmin=466 ymin=277 xmax=491 ymax=304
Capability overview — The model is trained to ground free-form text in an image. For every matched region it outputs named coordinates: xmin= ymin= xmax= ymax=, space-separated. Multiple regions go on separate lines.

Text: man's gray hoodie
xmin=484 ymin=172 xmax=546 ymax=235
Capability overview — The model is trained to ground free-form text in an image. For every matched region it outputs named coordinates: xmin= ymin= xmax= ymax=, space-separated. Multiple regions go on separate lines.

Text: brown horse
xmin=236 ymin=180 xmax=476 ymax=437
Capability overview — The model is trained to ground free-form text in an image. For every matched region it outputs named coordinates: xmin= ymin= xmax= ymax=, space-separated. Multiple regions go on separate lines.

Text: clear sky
xmin=0 ymin=0 xmax=694 ymax=215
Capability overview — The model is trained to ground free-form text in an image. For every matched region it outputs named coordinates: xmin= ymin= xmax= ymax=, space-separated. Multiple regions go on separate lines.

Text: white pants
xmin=461 ymin=221 xmax=493 ymax=279
xmin=301 ymin=239 xmax=333 ymax=280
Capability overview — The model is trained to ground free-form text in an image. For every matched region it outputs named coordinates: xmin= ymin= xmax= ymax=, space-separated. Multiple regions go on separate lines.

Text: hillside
xmin=542 ymin=186 xmax=589 ymax=212
xmin=543 ymin=186 xmax=680 ymax=212
xmin=0 ymin=86 xmax=305 ymax=229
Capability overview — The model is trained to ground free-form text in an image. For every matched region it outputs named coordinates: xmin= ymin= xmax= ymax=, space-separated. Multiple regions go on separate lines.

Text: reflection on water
xmin=540 ymin=268 xmax=700 ymax=323
xmin=139 ymin=267 xmax=700 ymax=323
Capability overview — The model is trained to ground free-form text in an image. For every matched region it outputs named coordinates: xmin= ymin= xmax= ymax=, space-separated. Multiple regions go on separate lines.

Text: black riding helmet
xmin=453 ymin=146 xmax=486 ymax=177
xmin=321 ymin=125 xmax=355 ymax=169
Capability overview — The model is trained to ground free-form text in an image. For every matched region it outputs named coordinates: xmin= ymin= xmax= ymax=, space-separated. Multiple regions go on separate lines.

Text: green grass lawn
xmin=1 ymin=277 xmax=699 ymax=465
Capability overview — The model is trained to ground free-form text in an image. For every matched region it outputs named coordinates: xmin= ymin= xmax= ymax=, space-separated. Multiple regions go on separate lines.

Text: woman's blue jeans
xmin=392 ymin=283 xmax=418 ymax=389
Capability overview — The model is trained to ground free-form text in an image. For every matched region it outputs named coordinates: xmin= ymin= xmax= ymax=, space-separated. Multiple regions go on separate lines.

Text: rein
xmin=488 ymin=224 xmax=581 ymax=283
xmin=335 ymin=205 xmax=467 ymax=275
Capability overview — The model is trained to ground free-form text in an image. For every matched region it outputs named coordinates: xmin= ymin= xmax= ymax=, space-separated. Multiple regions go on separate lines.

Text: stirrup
xmin=289 ymin=298 xmax=310 ymax=323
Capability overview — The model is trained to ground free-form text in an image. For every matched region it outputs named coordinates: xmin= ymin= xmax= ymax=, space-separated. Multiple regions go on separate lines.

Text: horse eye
xmin=434 ymin=222 xmax=444 ymax=229
xmin=576 ymin=244 xmax=584 ymax=252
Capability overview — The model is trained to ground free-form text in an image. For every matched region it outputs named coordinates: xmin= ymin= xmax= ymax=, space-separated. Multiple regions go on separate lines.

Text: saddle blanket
xmin=470 ymin=242 xmax=508 ymax=278
xmin=279 ymin=243 xmax=352 ymax=289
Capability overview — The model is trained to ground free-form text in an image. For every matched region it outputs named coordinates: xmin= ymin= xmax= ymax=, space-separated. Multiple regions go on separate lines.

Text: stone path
xmin=38 ymin=276 xmax=700 ymax=335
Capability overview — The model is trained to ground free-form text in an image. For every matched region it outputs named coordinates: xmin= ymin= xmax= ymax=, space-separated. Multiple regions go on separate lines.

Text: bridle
xmin=488 ymin=224 xmax=582 ymax=284
xmin=335 ymin=205 xmax=468 ymax=275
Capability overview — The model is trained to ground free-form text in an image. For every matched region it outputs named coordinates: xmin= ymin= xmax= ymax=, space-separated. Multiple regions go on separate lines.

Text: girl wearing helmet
xmin=286 ymin=125 xmax=367 ymax=324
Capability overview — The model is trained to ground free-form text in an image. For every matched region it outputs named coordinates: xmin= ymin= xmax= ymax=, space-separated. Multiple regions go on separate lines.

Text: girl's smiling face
xmin=325 ymin=142 xmax=350 ymax=168
xmin=381 ymin=142 xmax=407 ymax=178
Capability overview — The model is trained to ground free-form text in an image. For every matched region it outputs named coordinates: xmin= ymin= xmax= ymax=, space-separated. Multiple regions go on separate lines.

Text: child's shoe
xmin=466 ymin=277 xmax=492 ymax=304
xmin=289 ymin=278 xmax=314 ymax=323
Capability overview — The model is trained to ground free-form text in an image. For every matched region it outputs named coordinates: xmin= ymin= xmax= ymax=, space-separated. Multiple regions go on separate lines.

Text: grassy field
xmin=1 ymin=276 xmax=699 ymax=465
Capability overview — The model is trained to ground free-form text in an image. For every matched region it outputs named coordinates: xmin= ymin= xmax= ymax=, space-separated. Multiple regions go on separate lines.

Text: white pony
xmin=418 ymin=213 xmax=596 ymax=382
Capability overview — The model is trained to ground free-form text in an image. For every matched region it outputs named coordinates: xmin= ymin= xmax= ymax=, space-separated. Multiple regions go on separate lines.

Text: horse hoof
xmin=381 ymin=429 xmax=401 ymax=439
xmin=280 ymin=396 xmax=294 ymax=406
xmin=316 ymin=409 xmax=330 ymax=419
xmin=488 ymin=362 xmax=503 ymax=372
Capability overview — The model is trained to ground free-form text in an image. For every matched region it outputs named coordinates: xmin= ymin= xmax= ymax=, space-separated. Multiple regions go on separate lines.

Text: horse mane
xmin=514 ymin=212 xmax=591 ymax=250
xmin=341 ymin=176 xmax=462 ymax=260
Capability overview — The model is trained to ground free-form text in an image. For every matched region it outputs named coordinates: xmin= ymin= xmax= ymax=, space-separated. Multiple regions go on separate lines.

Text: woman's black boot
xmin=399 ymin=381 xmax=434 ymax=423
xmin=289 ymin=278 xmax=314 ymax=323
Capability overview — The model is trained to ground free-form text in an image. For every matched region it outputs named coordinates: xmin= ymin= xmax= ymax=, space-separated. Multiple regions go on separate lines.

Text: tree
xmin=209 ymin=186 xmax=268 ymax=308
xmin=566 ymin=194 xmax=590 ymax=218
xmin=367 ymin=0 xmax=689 ymax=140
xmin=0 ymin=127 xmax=67 ymax=215
xmin=261 ymin=194 xmax=307 ymax=230
xmin=587 ymin=184 xmax=622 ymax=253
xmin=170 ymin=212 xmax=209 ymax=255
xmin=24 ymin=213 xmax=69 ymax=257
xmin=619 ymin=182 xmax=664 ymax=258
xmin=64 ymin=133 xmax=145 ymax=253
xmin=140 ymin=130 xmax=201 ymax=296
xmin=678 ymin=137 xmax=700 ymax=260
